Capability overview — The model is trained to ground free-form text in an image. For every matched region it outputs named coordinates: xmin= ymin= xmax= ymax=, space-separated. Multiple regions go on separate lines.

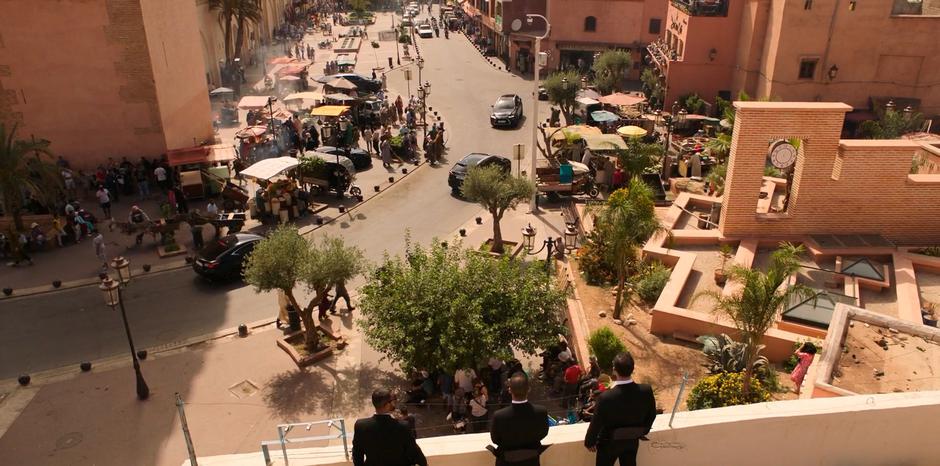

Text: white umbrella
xmin=210 ymin=87 xmax=235 ymax=96
xmin=240 ymin=156 xmax=300 ymax=181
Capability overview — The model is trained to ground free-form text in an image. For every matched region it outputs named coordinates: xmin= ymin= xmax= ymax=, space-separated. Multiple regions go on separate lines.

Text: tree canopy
xmin=859 ymin=107 xmax=925 ymax=139
xmin=358 ymin=239 xmax=568 ymax=372
xmin=461 ymin=165 xmax=534 ymax=254
xmin=244 ymin=226 xmax=365 ymax=349
xmin=591 ymin=50 xmax=632 ymax=95
xmin=612 ymin=138 xmax=663 ymax=182
xmin=543 ymin=70 xmax=582 ymax=125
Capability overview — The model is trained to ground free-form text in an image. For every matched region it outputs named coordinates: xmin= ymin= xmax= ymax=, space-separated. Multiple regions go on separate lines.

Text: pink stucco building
xmin=648 ymin=0 xmax=940 ymax=118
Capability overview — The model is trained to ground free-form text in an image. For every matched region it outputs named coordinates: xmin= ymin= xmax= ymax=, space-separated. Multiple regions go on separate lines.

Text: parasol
xmin=235 ymin=126 xmax=269 ymax=138
xmin=209 ymin=87 xmax=235 ymax=96
xmin=590 ymin=110 xmax=621 ymax=123
xmin=324 ymin=93 xmax=357 ymax=102
xmin=598 ymin=92 xmax=646 ymax=107
xmin=326 ymin=77 xmax=358 ymax=90
xmin=237 ymin=95 xmax=273 ymax=109
xmin=278 ymin=75 xmax=302 ymax=81
xmin=616 ymin=125 xmax=648 ymax=138
xmin=240 ymin=156 xmax=300 ymax=181
xmin=284 ymin=92 xmax=325 ymax=102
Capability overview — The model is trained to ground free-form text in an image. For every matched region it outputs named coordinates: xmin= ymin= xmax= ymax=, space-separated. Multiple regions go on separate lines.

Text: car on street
xmin=193 ymin=233 xmax=264 ymax=282
xmin=314 ymin=73 xmax=383 ymax=93
xmin=538 ymin=86 xmax=549 ymax=101
xmin=490 ymin=94 xmax=524 ymax=128
xmin=448 ymin=153 xmax=512 ymax=193
xmin=317 ymin=145 xmax=372 ymax=170
xmin=417 ymin=23 xmax=434 ymax=38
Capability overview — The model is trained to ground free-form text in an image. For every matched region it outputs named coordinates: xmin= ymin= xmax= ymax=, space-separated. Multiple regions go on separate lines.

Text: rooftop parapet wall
xmin=719 ymin=102 xmax=940 ymax=244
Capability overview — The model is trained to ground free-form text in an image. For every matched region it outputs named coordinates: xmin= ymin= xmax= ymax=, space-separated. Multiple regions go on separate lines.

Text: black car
xmin=448 ymin=153 xmax=511 ymax=193
xmin=490 ymin=94 xmax=523 ymax=128
xmin=318 ymin=145 xmax=372 ymax=170
xmin=314 ymin=73 xmax=383 ymax=93
xmin=193 ymin=233 xmax=264 ymax=281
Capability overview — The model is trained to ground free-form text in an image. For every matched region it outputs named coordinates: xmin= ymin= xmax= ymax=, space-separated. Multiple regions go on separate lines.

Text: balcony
xmin=647 ymin=39 xmax=678 ymax=72
xmin=189 ymin=391 xmax=940 ymax=466
xmin=670 ymin=0 xmax=728 ymax=17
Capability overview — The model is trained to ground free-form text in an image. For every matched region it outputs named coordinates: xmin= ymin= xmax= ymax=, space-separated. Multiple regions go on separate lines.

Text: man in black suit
xmin=353 ymin=389 xmax=428 ymax=466
xmin=584 ymin=352 xmax=657 ymax=466
xmin=489 ymin=372 xmax=550 ymax=466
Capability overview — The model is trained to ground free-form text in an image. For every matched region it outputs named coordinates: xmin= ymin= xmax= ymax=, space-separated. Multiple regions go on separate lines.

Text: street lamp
xmin=521 ymin=224 xmax=555 ymax=272
xmin=100 ymin=256 xmax=150 ymax=400
xmin=526 ymin=13 xmax=552 ymax=214
xmin=267 ymin=96 xmax=278 ymax=147
xmin=563 ymin=222 xmax=579 ymax=251
xmin=417 ymin=57 xmax=428 ymax=139
xmin=885 ymin=100 xmax=896 ymax=113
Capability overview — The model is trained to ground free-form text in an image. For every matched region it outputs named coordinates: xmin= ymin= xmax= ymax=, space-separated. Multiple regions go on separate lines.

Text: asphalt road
xmin=0 ymin=9 xmax=543 ymax=379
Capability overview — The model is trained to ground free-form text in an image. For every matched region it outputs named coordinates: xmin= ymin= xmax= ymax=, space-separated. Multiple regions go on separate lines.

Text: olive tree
xmin=461 ymin=165 xmax=535 ymax=254
xmin=542 ymin=70 xmax=582 ymax=125
xmin=592 ymin=50 xmax=632 ymax=95
xmin=358 ymin=239 xmax=567 ymax=372
xmin=244 ymin=226 xmax=364 ymax=350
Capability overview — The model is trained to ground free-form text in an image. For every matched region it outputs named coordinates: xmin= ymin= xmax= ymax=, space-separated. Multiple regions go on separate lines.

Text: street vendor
xmin=128 ymin=205 xmax=151 ymax=245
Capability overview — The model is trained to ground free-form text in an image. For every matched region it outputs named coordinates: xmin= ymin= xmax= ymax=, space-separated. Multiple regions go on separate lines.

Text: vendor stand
xmin=166 ymin=144 xmax=238 ymax=200
xmin=239 ymin=156 xmax=306 ymax=223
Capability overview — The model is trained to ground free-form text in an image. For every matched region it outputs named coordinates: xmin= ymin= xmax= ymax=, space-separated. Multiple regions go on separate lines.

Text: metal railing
xmin=260 ymin=418 xmax=349 ymax=465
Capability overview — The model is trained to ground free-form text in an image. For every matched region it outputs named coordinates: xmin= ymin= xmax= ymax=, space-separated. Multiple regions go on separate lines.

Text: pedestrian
xmin=563 ymin=359 xmax=583 ymax=409
xmin=372 ymin=127 xmax=381 ymax=154
xmin=468 ymin=385 xmax=489 ymax=433
xmin=317 ymin=286 xmax=333 ymax=320
xmin=128 ymin=205 xmax=151 ymax=245
xmin=789 ymin=342 xmax=817 ymax=395
xmin=173 ymin=186 xmax=189 ymax=213
xmin=206 ymin=199 xmax=218 ymax=216
xmin=352 ymin=389 xmax=428 ymax=466
xmin=154 ymin=164 xmax=169 ymax=192
xmin=330 ymin=278 xmax=355 ymax=313
xmin=136 ymin=165 xmax=150 ymax=200
xmin=380 ymin=135 xmax=393 ymax=168
xmin=584 ymin=352 xmax=657 ymax=466
xmin=397 ymin=406 xmax=418 ymax=439
xmin=9 ymin=232 xmax=33 ymax=266
xmin=93 ymin=232 xmax=107 ymax=272
xmin=96 ymin=185 xmax=112 ymax=219
xmin=489 ymin=372 xmax=550 ymax=466
xmin=362 ymin=127 xmax=373 ymax=156
xmin=395 ymin=95 xmax=404 ymax=121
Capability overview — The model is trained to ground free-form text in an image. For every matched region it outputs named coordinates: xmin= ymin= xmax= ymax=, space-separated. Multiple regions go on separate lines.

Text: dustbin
xmin=286 ymin=305 xmax=302 ymax=331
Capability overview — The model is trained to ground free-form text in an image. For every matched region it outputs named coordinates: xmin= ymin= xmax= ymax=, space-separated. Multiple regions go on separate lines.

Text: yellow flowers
xmin=687 ymin=371 xmax=771 ymax=411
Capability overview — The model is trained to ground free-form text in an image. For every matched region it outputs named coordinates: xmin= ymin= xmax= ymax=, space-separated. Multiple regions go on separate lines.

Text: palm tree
xmin=706 ymin=132 xmax=731 ymax=161
xmin=590 ymin=178 xmax=667 ymax=319
xmin=209 ymin=0 xmax=237 ymax=66
xmin=612 ymin=138 xmax=663 ymax=181
xmin=695 ymin=243 xmax=814 ymax=396
xmin=704 ymin=162 xmax=727 ymax=196
xmin=0 ymin=122 xmax=61 ymax=231
xmin=233 ymin=0 xmax=263 ymax=63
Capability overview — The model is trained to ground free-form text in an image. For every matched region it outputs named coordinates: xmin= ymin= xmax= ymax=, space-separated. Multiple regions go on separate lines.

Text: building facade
xmin=649 ymin=0 xmax=940 ymax=117
xmin=0 ymin=0 xmax=214 ymax=168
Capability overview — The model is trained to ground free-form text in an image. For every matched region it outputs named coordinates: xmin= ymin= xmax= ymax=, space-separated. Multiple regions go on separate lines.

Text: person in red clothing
xmin=563 ymin=361 xmax=584 ymax=409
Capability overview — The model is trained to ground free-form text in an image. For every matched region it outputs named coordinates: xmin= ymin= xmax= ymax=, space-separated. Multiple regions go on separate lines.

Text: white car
xmin=417 ymin=23 xmax=434 ymax=38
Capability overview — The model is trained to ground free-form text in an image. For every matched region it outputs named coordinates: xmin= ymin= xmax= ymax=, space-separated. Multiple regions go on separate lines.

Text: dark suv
xmin=315 ymin=73 xmax=383 ymax=93
xmin=193 ymin=233 xmax=263 ymax=281
xmin=490 ymin=94 xmax=523 ymax=128
xmin=448 ymin=153 xmax=511 ymax=193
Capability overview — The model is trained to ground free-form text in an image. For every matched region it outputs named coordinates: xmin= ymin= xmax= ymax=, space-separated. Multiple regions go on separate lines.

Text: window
xmin=649 ymin=18 xmax=662 ymax=34
xmin=798 ymin=59 xmax=818 ymax=79
xmin=804 ymin=0 xmax=812 ymax=9
xmin=584 ymin=16 xmax=597 ymax=32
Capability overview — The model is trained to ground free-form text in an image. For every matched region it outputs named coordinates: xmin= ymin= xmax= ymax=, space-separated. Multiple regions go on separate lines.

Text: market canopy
xmin=335 ymin=53 xmax=357 ymax=66
xmin=209 ymin=87 xmax=235 ymax=96
xmin=240 ymin=156 xmax=299 ymax=181
xmin=166 ymin=144 xmax=238 ymax=167
xmin=326 ymin=77 xmax=358 ymax=90
xmin=598 ymin=92 xmax=646 ymax=107
xmin=284 ymin=91 xmax=325 ymax=102
xmin=268 ymin=56 xmax=298 ymax=65
xmin=583 ymin=134 xmax=627 ymax=151
xmin=309 ymin=105 xmax=350 ymax=117
xmin=276 ymin=64 xmax=309 ymax=76
xmin=324 ymin=93 xmax=357 ymax=102
xmin=578 ymin=89 xmax=602 ymax=100
xmin=617 ymin=125 xmax=648 ymax=138
xmin=549 ymin=125 xmax=602 ymax=142
xmin=235 ymin=126 xmax=269 ymax=139
xmin=576 ymin=96 xmax=600 ymax=106
xmin=590 ymin=110 xmax=621 ymax=123
xmin=279 ymin=75 xmax=302 ymax=81
xmin=238 ymin=95 xmax=273 ymax=109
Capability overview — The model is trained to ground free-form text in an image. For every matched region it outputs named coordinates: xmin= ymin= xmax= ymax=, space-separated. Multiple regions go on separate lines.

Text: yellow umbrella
xmin=616 ymin=125 xmax=648 ymax=138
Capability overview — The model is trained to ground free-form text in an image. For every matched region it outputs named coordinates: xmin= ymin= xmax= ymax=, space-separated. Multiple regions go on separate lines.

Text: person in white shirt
xmin=154 ymin=165 xmax=168 ymax=192
xmin=455 ymin=368 xmax=476 ymax=394
xmin=206 ymin=199 xmax=219 ymax=216
xmin=96 ymin=185 xmax=112 ymax=219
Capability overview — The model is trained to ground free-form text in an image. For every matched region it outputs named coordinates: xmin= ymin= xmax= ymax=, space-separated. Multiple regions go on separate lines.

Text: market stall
xmin=240 ymin=156 xmax=306 ymax=223
xmin=166 ymin=144 xmax=238 ymax=199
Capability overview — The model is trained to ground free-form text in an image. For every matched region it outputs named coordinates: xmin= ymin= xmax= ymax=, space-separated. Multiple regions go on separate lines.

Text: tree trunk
xmin=223 ymin=16 xmax=234 ymax=66
xmin=741 ymin=342 xmax=755 ymax=398
xmin=285 ymin=289 xmax=321 ymax=352
xmin=2 ymin=187 xmax=24 ymax=232
xmin=490 ymin=210 xmax=503 ymax=254
xmin=234 ymin=15 xmax=246 ymax=61
xmin=613 ymin=269 xmax=626 ymax=320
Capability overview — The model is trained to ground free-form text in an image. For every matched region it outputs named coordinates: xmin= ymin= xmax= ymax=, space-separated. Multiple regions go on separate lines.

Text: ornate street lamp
xmin=101 ymin=257 xmax=149 ymax=400
xmin=563 ymin=222 xmax=579 ymax=251
xmin=267 ymin=96 xmax=278 ymax=147
xmin=521 ymin=224 xmax=556 ymax=272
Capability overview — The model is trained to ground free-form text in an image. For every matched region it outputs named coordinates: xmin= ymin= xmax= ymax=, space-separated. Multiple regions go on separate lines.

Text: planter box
xmin=479 ymin=239 xmax=522 ymax=259
xmin=157 ymin=243 xmax=188 ymax=258
xmin=276 ymin=326 xmax=347 ymax=368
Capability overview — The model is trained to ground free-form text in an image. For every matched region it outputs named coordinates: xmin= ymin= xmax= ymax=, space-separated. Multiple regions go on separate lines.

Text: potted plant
xmin=714 ymin=243 xmax=733 ymax=285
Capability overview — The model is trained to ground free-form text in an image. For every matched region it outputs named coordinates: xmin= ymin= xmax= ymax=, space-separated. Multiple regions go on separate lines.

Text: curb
xmin=1 ymin=260 xmax=190 ymax=300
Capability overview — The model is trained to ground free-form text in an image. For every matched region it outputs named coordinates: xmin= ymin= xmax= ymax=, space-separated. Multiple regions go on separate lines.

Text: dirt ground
xmin=833 ymin=322 xmax=940 ymax=394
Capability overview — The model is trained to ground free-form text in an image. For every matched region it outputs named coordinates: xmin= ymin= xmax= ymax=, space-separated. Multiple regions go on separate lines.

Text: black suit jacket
xmin=490 ymin=402 xmax=549 ymax=466
xmin=583 ymin=382 xmax=657 ymax=450
xmin=353 ymin=414 xmax=428 ymax=466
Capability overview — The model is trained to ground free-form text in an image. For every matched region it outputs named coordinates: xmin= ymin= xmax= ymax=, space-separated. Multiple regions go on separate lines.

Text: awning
xmin=324 ymin=93 xmax=357 ymax=102
xmin=335 ymin=53 xmax=357 ymax=66
xmin=578 ymin=89 xmax=602 ymax=100
xmin=284 ymin=91 xmax=325 ymax=102
xmin=209 ymin=87 xmax=235 ymax=96
xmin=583 ymin=134 xmax=627 ymax=151
xmin=590 ymin=110 xmax=621 ymax=123
xmin=576 ymin=97 xmax=600 ymax=106
xmin=617 ymin=125 xmax=648 ymax=138
xmin=166 ymin=144 xmax=238 ymax=167
xmin=598 ymin=92 xmax=646 ymax=107
xmin=549 ymin=125 xmax=602 ymax=141
xmin=240 ymin=156 xmax=300 ymax=181
xmin=276 ymin=64 xmax=309 ymax=76
xmin=238 ymin=95 xmax=273 ymax=109
xmin=269 ymin=56 xmax=298 ymax=65
xmin=302 ymin=151 xmax=356 ymax=174
xmin=309 ymin=105 xmax=350 ymax=117
xmin=279 ymin=75 xmax=302 ymax=81
xmin=327 ymin=77 xmax=357 ymax=90
xmin=235 ymin=126 xmax=269 ymax=139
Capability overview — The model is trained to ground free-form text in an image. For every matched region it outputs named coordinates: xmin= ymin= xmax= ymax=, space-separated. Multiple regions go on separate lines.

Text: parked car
xmin=417 ymin=23 xmax=434 ymax=38
xmin=318 ymin=145 xmax=372 ymax=170
xmin=448 ymin=153 xmax=511 ymax=193
xmin=193 ymin=233 xmax=264 ymax=281
xmin=314 ymin=73 xmax=382 ymax=93
xmin=538 ymin=86 xmax=549 ymax=101
xmin=490 ymin=94 xmax=524 ymax=128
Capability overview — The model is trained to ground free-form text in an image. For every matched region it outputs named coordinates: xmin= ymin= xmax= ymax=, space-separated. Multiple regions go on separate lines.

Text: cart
xmin=299 ymin=151 xmax=362 ymax=198
xmin=536 ymin=161 xmax=599 ymax=201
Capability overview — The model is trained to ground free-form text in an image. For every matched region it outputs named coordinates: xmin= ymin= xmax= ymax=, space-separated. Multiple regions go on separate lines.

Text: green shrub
xmin=576 ymin=232 xmax=614 ymax=285
xmin=588 ymin=327 xmax=627 ymax=372
xmin=634 ymin=262 xmax=671 ymax=304
xmin=686 ymin=372 xmax=771 ymax=411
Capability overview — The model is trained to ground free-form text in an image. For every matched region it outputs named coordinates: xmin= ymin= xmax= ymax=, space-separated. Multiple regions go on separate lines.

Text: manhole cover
xmin=55 ymin=432 xmax=83 ymax=450
xmin=228 ymin=380 xmax=260 ymax=399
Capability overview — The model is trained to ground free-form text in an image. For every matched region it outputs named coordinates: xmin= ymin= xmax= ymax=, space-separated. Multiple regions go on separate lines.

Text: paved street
xmin=0 ymin=8 xmax=550 ymax=379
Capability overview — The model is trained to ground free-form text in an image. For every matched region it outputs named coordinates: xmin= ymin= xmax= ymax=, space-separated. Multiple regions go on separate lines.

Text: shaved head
xmin=509 ymin=372 xmax=529 ymax=400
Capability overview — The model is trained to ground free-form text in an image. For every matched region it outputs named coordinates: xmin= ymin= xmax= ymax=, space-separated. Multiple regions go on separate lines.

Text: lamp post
xmin=393 ymin=13 xmax=400 ymax=65
xmin=521 ymin=224 xmax=555 ymax=272
xmin=417 ymin=57 xmax=427 ymax=140
xmin=267 ymin=96 xmax=278 ymax=147
xmin=526 ymin=14 xmax=551 ymax=214
xmin=100 ymin=256 xmax=150 ymax=400
xmin=563 ymin=222 xmax=579 ymax=251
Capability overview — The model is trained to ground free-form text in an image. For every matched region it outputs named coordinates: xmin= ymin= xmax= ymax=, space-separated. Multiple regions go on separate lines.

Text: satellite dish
xmin=511 ymin=19 xmax=523 ymax=32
